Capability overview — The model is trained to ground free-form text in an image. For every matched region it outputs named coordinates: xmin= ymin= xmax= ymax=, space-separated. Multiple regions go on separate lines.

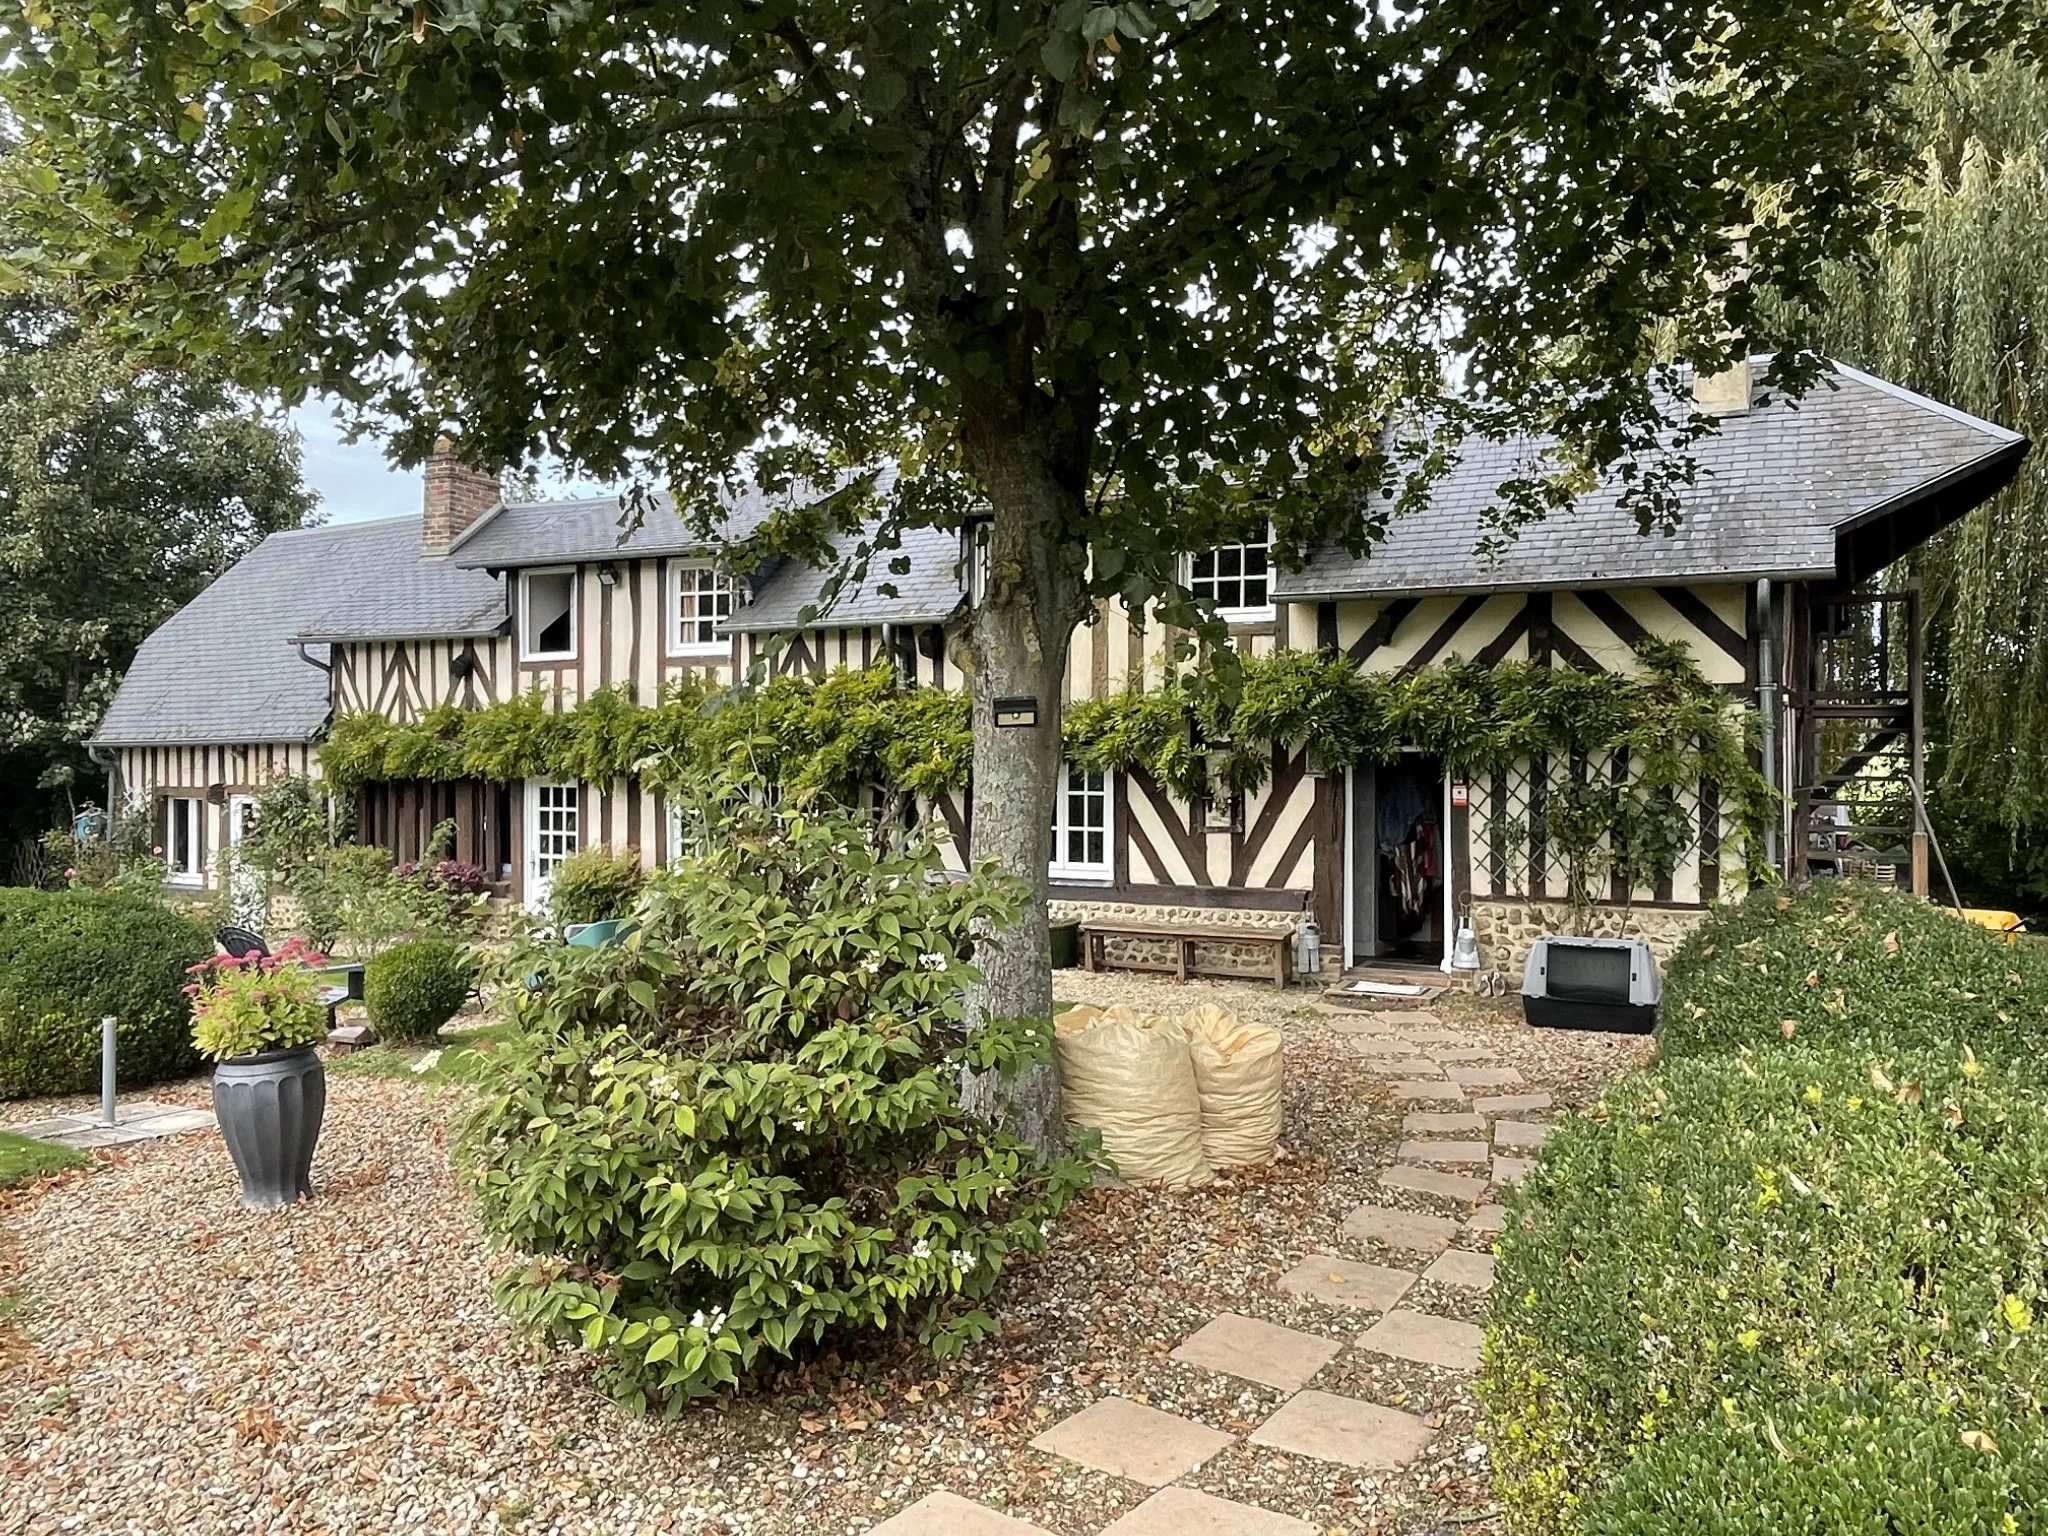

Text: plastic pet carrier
xmin=1520 ymin=935 xmax=1660 ymax=1034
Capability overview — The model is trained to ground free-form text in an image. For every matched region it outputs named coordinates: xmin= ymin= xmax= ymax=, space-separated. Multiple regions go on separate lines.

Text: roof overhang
xmin=722 ymin=602 xmax=963 ymax=635
xmin=1270 ymin=568 xmax=1839 ymax=604
xmin=1830 ymin=435 xmax=2029 ymax=588
xmin=289 ymin=620 xmax=508 ymax=645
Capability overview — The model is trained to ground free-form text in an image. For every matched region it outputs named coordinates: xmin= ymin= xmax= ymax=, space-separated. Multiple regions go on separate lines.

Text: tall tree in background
xmin=1794 ymin=49 xmax=2048 ymax=902
xmin=2 ymin=0 xmax=2026 ymax=1138
xmin=0 ymin=295 xmax=315 ymax=873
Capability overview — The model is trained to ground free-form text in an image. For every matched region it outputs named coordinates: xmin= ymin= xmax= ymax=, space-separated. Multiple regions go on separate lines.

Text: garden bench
xmin=1077 ymin=918 xmax=1294 ymax=988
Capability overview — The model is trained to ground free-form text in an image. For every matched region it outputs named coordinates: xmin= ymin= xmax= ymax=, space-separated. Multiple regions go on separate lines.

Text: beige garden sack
xmin=1054 ymin=1004 xmax=1211 ymax=1188
xmin=1180 ymin=1003 xmax=1285 ymax=1167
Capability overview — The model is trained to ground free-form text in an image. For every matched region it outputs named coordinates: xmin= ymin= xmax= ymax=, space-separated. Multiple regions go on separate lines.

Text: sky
xmin=288 ymin=401 xmax=421 ymax=525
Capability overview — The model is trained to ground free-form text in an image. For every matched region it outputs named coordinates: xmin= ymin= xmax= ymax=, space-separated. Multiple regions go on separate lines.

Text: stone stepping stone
xmin=1404 ymin=1111 xmax=1486 ymax=1135
xmin=1277 ymin=1252 xmax=1417 ymax=1311
xmin=1367 ymin=1010 xmax=1441 ymax=1028
xmin=1423 ymin=1249 xmax=1496 ymax=1291
xmin=1474 ymin=1091 xmax=1553 ymax=1114
xmin=1364 ymin=1057 xmax=1446 ymax=1078
xmin=1321 ymin=1012 xmax=1409 ymax=1036
xmin=1379 ymin=1164 xmax=1488 ymax=1203
xmin=1101 ymin=1485 xmax=1319 ymax=1536
xmin=1029 ymin=1397 xmax=1235 ymax=1487
xmin=1356 ymin=1309 xmax=1485 ymax=1372
xmin=1248 ymin=1389 xmax=1436 ymax=1470
xmin=1394 ymin=1026 xmax=1484 ymax=1045
xmin=1430 ymin=1045 xmax=1499 ymax=1063
xmin=1171 ymin=1312 xmax=1341 ymax=1393
xmin=1493 ymin=1119 xmax=1550 ymax=1149
xmin=1391 ymin=1079 xmax=1466 ymax=1102
xmin=1396 ymin=1138 xmax=1490 ymax=1165
xmin=1350 ymin=1036 xmax=1427 ymax=1056
xmin=1466 ymin=1204 xmax=1508 ymax=1235
xmin=1338 ymin=1204 xmax=1459 ymax=1255
xmin=1447 ymin=1065 xmax=1525 ymax=1088
xmin=871 ymin=1492 xmax=1054 ymax=1534
xmin=1493 ymin=1155 xmax=1536 ymax=1187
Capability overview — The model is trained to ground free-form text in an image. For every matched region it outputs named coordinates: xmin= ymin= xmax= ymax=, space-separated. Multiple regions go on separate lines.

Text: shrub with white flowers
xmin=459 ymin=778 xmax=1087 ymax=1410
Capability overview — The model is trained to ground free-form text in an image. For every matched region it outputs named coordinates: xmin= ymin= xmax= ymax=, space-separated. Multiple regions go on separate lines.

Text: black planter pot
xmin=211 ymin=1043 xmax=326 ymax=1208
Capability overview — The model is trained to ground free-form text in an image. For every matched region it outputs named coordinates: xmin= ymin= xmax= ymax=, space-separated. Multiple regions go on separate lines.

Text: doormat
xmin=1339 ymin=979 xmax=1432 ymax=997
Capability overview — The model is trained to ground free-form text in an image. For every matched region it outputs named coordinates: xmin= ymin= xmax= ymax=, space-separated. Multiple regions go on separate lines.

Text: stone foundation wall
xmin=1470 ymin=898 xmax=1708 ymax=985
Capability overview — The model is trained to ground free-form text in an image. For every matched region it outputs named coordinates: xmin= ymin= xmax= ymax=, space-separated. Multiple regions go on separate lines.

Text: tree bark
xmin=956 ymin=403 xmax=1088 ymax=1154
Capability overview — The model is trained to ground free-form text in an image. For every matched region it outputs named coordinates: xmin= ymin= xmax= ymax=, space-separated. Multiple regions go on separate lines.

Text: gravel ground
xmin=0 ymin=971 xmax=1649 ymax=1536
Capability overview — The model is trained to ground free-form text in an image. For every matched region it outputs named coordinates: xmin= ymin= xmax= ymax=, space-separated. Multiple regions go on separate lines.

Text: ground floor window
xmin=1050 ymin=765 xmax=1112 ymax=883
xmin=165 ymin=796 xmax=205 ymax=886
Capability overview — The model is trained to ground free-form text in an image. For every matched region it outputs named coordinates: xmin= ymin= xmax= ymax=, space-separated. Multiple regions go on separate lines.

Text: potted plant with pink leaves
xmin=187 ymin=938 xmax=330 ymax=1207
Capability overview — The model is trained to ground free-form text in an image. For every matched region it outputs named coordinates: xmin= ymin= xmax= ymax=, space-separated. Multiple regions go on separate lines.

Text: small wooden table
xmin=1077 ymin=919 xmax=1294 ymax=988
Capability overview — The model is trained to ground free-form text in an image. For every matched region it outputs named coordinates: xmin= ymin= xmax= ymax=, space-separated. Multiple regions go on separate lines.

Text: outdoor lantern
xmin=597 ymin=562 xmax=619 ymax=587
xmin=993 ymin=695 xmax=1038 ymax=729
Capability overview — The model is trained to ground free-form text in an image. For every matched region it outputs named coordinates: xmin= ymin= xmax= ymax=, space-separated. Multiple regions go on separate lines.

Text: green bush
xmin=1581 ymin=1395 xmax=2048 ymax=1535
xmin=459 ymin=785 xmax=1088 ymax=1410
xmin=1657 ymin=881 xmax=2048 ymax=1074
xmin=545 ymin=847 xmax=647 ymax=928
xmin=0 ymin=888 xmax=211 ymax=1097
xmin=363 ymin=936 xmax=474 ymax=1042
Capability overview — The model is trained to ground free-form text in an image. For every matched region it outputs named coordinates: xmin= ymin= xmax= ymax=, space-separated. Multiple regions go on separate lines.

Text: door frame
xmin=522 ymin=779 xmax=582 ymax=912
xmin=1343 ymin=753 xmax=1455 ymax=971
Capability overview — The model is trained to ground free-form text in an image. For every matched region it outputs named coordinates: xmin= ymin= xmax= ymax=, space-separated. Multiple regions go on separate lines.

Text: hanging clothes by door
xmin=1374 ymin=756 xmax=1444 ymax=961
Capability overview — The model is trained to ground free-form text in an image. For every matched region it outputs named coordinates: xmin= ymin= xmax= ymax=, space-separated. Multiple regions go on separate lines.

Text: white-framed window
xmin=668 ymin=558 xmax=734 ymax=656
xmin=165 ymin=796 xmax=205 ymax=886
xmin=1049 ymin=765 xmax=1113 ymax=884
xmin=520 ymin=567 xmax=578 ymax=661
xmin=524 ymin=780 xmax=580 ymax=909
xmin=1188 ymin=525 xmax=1273 ymax=622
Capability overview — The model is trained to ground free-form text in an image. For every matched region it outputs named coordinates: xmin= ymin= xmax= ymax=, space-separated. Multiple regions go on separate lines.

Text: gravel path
xmin=1 ymin=972 xmax=1648 ymax=1536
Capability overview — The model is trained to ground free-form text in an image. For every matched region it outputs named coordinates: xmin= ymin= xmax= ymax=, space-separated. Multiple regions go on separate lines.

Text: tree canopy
xmin=0 ymin=295 xmax=314 ymax=875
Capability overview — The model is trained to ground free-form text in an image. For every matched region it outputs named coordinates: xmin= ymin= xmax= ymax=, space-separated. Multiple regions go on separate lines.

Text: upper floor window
xmin=669 ymin=558 xmax=734 ymax=656
xmin=521 ymin=568 xmax=577 ymax=661
xmin=1049 ymin=764 xmax=1113 ymax=884
xmin=1189 ymin=526 xmax=1273 ymax=622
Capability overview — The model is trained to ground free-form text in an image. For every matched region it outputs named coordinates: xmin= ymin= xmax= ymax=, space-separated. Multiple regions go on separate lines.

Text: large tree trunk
xmin=956 ymin=413 xmax=1087 ymax=1153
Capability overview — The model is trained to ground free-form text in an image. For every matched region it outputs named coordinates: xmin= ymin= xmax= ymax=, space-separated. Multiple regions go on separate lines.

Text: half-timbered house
xmin=92 ymin=361 xmax=2026 ymax=978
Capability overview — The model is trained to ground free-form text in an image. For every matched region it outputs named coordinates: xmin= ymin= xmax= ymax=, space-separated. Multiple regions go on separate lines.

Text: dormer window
xmin=1189 ymin=526 xmax=1274 ymax=623
xmin=669 ymin=558 xmax=734 ymax=656
xmin=521 ymin=568 xmax=577 ymax=661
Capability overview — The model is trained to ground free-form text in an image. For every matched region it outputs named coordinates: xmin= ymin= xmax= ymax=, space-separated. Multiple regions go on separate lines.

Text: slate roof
xmin=726 ymin=522 xmax=967 ymax=633
xmin=92 ymin=518 xmax=457 ymax=748
xmin=293 ymin=537 xmax=506 ymax=645
xmin=452 ymin=486 xmax=807 ymax=571
xmin=1273 ymin=362 xmax=2027 ymax=600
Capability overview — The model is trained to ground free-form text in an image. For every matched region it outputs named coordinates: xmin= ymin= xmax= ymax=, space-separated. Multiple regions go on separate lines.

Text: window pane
xmin=527 ymin=572 xmax=574 ymax=655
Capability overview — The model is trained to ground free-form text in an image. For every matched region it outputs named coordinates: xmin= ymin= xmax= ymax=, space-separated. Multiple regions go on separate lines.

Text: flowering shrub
xmin=459 ymin=784 xmax=1087 ymax=1409
xmin=545 ymin=847 xmax=646 ymax=928
xmin=187 ymin=939 xmax=332 ymax=1061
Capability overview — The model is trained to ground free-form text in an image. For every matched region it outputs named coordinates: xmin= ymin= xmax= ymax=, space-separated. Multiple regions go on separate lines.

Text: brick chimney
xmin=421 ymin=437 xmax=500 ymax=557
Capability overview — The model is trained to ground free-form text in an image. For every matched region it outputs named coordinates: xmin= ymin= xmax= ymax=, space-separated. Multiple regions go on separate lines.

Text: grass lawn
xmin=327 ymin=1022 xmax=517 ymax=1086
xmin=0 ymin=1131 xmax=87 ymax=1190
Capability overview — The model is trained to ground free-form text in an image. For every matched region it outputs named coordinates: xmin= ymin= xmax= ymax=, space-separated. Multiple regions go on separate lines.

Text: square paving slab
xmin=1365 ymin=1058 xmax=1446 ymax=1078
xmin=1277 ymin=1253 xmax=1417 ymax=1311
xmin=1338 ymin=1204 xmax=1460 ymax=1254
xmin=869 ymin=1491 xmax=1055 ymax=1534
xmin=1493 ymin=1119 xmax=1550 ymax=1148
xmin=1446 ymin=1065 xmax=1525 ymax=1087
xmin=1423 ymin=1249 xmax=1496 ymax=1290
xmin=1429 ymin=1045 xmax=1500 ymax=1063
xmin=1404 ymin=1111 xmax=1487 ymax=1135
xmin=1356 ymin=1309 xmax=1485 ymax=1371
xmin=7 ymin=1100 xmax=215 ymax=1148
xmin=1391 ymin=1080 xmax=1466 ymax=1102
xmin=1171 ymin=1312 xmax=1341 ymax=1393
xmin=1248 ymin=1389 xmax=1437 ymax=1469
xmin=1466 ymin=1204 xmax=1509 ymax=1235
xmin=1379 ymin=1164 xmax=1488 ymax=1202
xmin=1493 ymin=1155 xmax=1536 ymax=1186
xmin=1394 ymin=1027 xmax=1484 ymax=1045
xmin=1100 ymin=1485 xmax=1319 ymax=1536
xmin=1029 ymin=1397 xmax=1234 ymax=1487
xmin=1395 ymin=1138 xmax=1490 ymax=1165
xmin=1366 ymin=1010 xmax=1441 ymax=1028
xmin=1474 ymin=1092 xmax=1554 ymax=1114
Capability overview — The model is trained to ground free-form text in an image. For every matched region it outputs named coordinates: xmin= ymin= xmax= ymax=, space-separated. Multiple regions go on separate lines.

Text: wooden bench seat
xmin=1077 ymin=918 xmax=1295 ymax=988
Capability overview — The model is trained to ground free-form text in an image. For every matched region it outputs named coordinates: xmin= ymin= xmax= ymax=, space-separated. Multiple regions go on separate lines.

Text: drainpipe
xmin=1755 ymin=578 xmax=1779 ymax=873
xmin=86 ymin=743 xmax=119 ymax=832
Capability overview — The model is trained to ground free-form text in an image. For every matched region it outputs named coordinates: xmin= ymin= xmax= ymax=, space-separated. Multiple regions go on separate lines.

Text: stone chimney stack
xmin=421 ymin=437 xmax=500 ymax=557
xmin=1693 ymin=355 xmax=1754 ymax=417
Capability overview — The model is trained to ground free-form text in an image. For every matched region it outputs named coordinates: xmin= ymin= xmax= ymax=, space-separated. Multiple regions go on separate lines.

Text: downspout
xmin=1755 ymin=578 xmax=1779 ymax=874
xmin=86 ymin=743 xmax=119 ymax=831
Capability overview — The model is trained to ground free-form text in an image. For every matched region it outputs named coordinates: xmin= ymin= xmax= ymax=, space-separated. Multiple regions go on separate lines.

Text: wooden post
xmin=1908 ymin=583 xmax=1928 ymax=897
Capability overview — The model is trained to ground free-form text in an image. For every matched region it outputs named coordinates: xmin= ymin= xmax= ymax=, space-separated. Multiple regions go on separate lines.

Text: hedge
xmin=364 ymin=937 xmax=474 ymax=1043
xmin=1482 ymin=884 xmax=2048 ymax=1531
xmin=1656 ymin=882 xmax=2048 ymax=1074
xmin=0 ymin=888 xmax=212 ymax=1098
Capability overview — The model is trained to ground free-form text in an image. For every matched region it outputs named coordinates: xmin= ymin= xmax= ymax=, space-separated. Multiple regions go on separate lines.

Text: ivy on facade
xmin=319 ymin=639 xmax=1774 ymax=880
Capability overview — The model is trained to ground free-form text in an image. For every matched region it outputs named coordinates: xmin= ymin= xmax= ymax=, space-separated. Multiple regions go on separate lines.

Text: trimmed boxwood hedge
xmin=1483 ymin=883 xmax=2048 ymax=1532
xmin=363 ymin=936 xmax=474 ymax=1042
xmin=0 ymin=888 xmax=212 ymax=1098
